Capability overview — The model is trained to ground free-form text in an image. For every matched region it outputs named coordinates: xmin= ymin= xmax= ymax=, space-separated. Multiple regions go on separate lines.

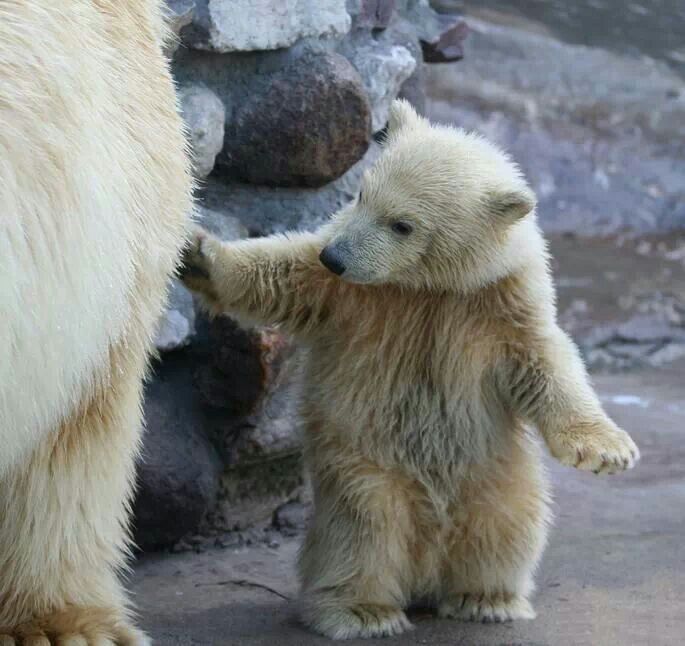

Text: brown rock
xmin=218 ymin=51 xmax=372 ymax=187
xmin=195 ymin=317 xmax=265 ymax=416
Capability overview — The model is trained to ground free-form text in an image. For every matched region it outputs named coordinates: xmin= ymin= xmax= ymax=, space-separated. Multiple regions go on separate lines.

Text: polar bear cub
xmin=181 ymin=100 xmax=639 ymax=640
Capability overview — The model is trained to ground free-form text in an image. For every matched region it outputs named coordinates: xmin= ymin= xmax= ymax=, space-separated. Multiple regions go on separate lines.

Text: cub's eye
xmin=391 ymin=221 xmax=413 ymax=236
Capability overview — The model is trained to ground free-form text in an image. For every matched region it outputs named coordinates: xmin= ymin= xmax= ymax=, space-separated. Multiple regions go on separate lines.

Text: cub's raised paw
xmin=547 ymin=423 xmax=640 ymax=474
xmin=438 ymin=593 xmax=535 ymax=623
xmin=302 ymin=602 xmax=413 ymax=640
xmin=0 ymin=607 xmax=150 ymax=646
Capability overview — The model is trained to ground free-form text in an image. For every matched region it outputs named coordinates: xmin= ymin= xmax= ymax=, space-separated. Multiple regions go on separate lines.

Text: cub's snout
xmin=319 ymin=245 xmax=347 ymax=276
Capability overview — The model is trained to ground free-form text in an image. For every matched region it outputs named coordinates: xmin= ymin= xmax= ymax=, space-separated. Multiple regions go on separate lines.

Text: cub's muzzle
xmin=319 ymin=245 xmax=347 ymax=276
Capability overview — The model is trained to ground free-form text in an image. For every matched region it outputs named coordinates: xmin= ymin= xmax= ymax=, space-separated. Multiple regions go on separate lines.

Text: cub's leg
xmin=0 ymin=340 xmax=150 ymax=645
xmin=508 ymin=327 xmax=639 ymax=474
xmin=298 ymin=437 xmax=416 ymax=640
xmin=438 ymin=433 xmax=550 ymax=623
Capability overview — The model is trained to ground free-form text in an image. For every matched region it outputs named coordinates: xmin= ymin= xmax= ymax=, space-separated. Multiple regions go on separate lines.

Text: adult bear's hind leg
xmin=0 ymin=341 xmax=150 ymax=645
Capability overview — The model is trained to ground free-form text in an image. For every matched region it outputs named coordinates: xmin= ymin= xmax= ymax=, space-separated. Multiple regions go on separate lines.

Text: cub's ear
xmin=490 ymin=188 xmax=536 ymax=223
xmin=386 ymin=99 xmax=422 ymax=136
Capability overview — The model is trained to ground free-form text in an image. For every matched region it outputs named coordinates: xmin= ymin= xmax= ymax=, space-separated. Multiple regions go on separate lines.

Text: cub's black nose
xmin=319 ymin=246 xmax=346 ymax=276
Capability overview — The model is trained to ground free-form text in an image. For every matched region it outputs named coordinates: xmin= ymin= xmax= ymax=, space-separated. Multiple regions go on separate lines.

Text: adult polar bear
xmin=0 ymin=1 xmax=192 ymax=642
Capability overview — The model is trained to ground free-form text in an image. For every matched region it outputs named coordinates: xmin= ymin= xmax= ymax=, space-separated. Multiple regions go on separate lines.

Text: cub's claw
xmin=547 ymin=423 xmax=640 ymax=475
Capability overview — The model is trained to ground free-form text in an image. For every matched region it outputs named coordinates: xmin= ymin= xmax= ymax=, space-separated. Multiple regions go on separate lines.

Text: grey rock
xmin=578 ymin=314 xmax=685 ymax=371
xmin=135 ymin=357 xmax=222 ymax=550
xmin=273 ymin=501 xmax=311 ymax=533
xmin=155 ymin=310 xmax=192 ymax=353
xmin=154 ymin=279 xmax=196 ymax=353
xmin=647 ymin=343 xmax=685 ymax=367
xmin=405 ymin=0 xmax=467 ymax=63
xmin=347 ymin=0 xmax=397 ymax=30
xmin=181 ymin=0 xmax=351 ymax=53
xmin=615 ymin=315 xmax=685 ymax=344
xmin=397 ymin=63 xmax=427 ymax=115
xmin=165 ymin=0 xmax=195 ymax=55
xmin=199 ymin=141 xmax=382 ymax=234
xmin=378 ymin=15 xmax=427 ymax=115
xmin=193 ymin=317 xmax=265 ymax=417
xmin=217 ymin=51 xmax=371 ymax=187
xmin=179 ymin=84 xmax=225 ymax=179
xmin=196 ymin=206 xmax=249 ymax=241
xmin=340 ymin=33 xmax=416 ymax=132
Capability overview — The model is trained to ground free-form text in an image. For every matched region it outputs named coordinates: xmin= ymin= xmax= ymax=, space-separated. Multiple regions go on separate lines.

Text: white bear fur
xmin=0 ymin=1 xmax=192 ymax=642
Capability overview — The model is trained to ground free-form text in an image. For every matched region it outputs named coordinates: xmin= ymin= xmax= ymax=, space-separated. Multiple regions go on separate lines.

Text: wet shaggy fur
xmin=181 ymin=100 xmax=639 ymax=640
xmin=0 ymin=1 xmax=192 ymax=643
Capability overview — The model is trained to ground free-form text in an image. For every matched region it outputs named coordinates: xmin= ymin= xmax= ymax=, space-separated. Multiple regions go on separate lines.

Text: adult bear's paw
xmin=0 ymin=607 xmax=150 ymax=646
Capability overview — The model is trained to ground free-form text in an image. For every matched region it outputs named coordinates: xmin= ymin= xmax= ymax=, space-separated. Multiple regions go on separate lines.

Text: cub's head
xmin=319 ymin=100 xmax=538 ymax=292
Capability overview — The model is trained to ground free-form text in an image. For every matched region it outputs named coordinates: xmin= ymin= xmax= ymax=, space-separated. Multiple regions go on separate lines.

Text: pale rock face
xmin=342 ymin=40 xmax=417 ymax=132
xmin=182 ymin=0 xmax=351 ymax=53
xmin=154 ymin=280 xmax=196 ymax=353
xmin=179 ymin=84 xmax=225 ymax=179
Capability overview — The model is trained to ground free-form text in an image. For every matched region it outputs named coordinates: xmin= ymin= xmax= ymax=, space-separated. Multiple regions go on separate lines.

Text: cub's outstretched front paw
xmin=546 ymin=422 xmax=639 ymax=474
xmin=178 ymin=224 xmax=221 ymax=308
xmin=0 ymin=607 xmax=150 ymax=646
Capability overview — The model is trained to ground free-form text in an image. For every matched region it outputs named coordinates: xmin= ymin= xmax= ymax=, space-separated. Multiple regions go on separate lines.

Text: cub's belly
xmin=302 ymin=370 xmax=505 ymax=472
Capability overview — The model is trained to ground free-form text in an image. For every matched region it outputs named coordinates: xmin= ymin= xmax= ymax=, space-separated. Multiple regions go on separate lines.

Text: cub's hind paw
xmin=438 ymin=593 xmax=534 ymax=623
xmin=302 ymin=602 xmax=412 ymax=640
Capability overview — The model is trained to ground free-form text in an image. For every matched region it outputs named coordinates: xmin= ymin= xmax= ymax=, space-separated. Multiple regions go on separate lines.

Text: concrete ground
xmin=132 ymin=362 xmax=685 ymax=646
xmin=130 ymin=235 xmax=685 ymax=645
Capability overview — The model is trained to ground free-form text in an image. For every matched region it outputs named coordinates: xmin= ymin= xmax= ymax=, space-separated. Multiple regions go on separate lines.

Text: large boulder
xmin=135 ymin=354 xmax=222 ymax=551
xmin=217 ymin=51 xmax=372 ymax=187
xmin=137 ymin=316 xmax=300 ymax=548
xmin=205 ymin=328 xmax=304 ymax=531
xmin=181 ymin=0 xmax=351 ymax=53
xmin=179 ymin=84 xmax=225 ymax=179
